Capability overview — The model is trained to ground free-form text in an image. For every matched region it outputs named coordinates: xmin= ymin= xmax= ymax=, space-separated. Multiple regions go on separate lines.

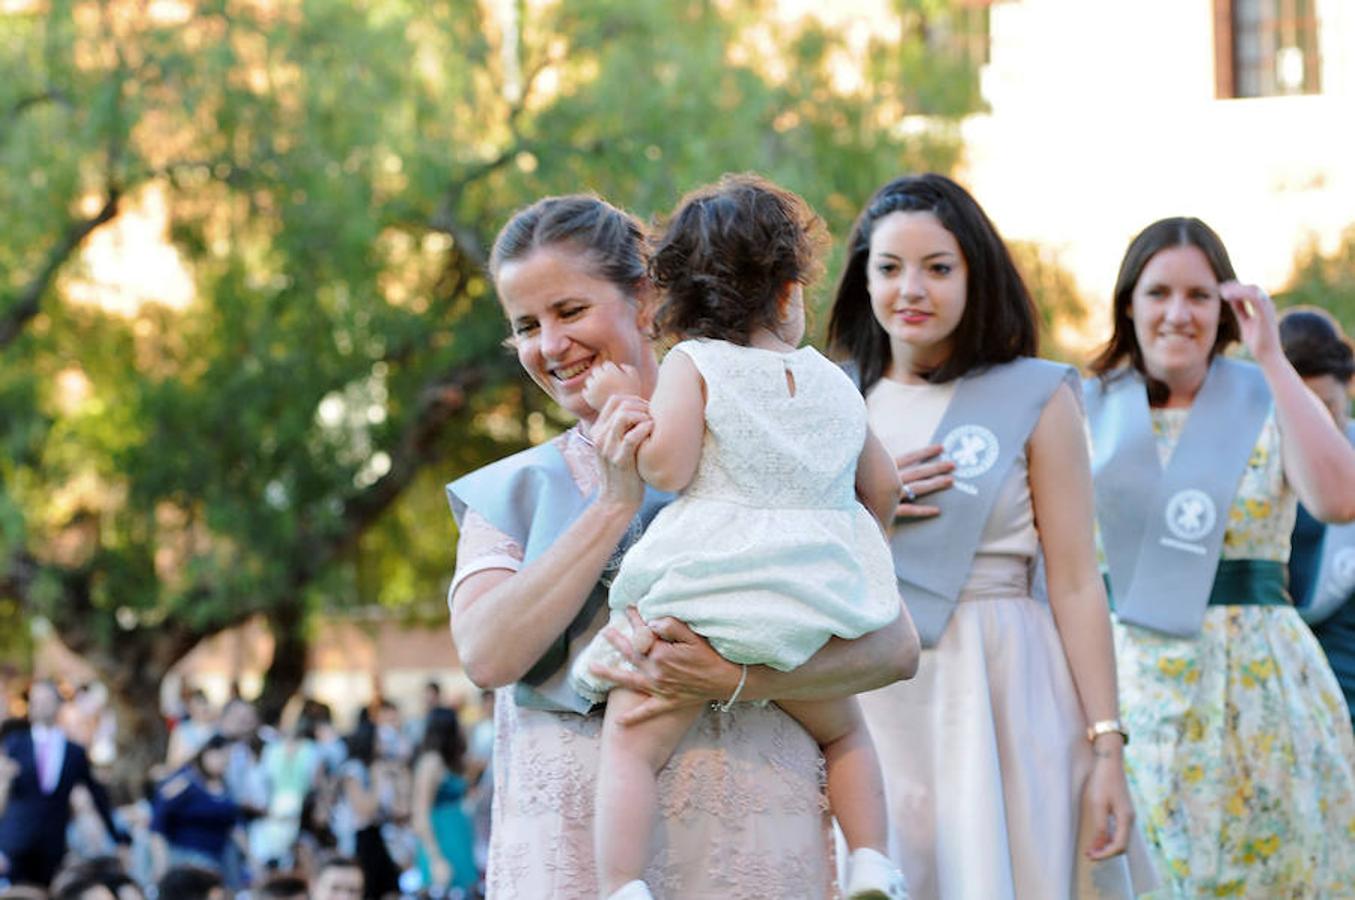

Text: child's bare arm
xmin=856 ymin=426 xmax=901 ymax=531
xmin=636 ymin=349 xmax=705 ymax=492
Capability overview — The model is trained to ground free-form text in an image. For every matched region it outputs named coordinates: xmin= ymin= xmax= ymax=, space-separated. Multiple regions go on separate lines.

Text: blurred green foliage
xmin=1276 ymin=226 xmax=1355 ymax=335
xmin=0 ymin=0 xmax=984 ymax=745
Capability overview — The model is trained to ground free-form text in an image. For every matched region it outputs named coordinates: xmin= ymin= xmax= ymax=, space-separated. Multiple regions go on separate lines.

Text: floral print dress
xmin=1113 ymin=410 xmax=1355 ymax=897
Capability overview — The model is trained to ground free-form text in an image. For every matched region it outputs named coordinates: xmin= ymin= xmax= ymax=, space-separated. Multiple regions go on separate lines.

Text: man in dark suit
xmin=0 ymin=680 xmax=125 ymax=888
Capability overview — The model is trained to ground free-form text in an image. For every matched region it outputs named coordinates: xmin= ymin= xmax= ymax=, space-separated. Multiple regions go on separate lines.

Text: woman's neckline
xmin=874 ymin=375 xmax=953 ymax=391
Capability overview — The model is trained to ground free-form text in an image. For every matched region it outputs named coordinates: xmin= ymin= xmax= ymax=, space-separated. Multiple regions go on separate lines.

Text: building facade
xmin=956 ymin=0 xmax=1353 ymax=326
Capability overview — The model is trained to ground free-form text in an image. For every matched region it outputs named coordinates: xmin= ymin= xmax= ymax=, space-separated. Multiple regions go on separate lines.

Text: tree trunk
xmin=102 ymin=666 xmax=169 ymax=803
xmin=257 ymin=599 xmax=308 ymax=727
xmin=82 ymin=631 xmax=184 ymax=802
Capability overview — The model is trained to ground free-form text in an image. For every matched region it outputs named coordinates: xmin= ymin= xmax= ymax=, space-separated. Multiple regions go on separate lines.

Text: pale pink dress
xmin=860 ymin=379 xmax=1157 ymax=900
xmin=451 ymin=428 xmax=834 ymax=899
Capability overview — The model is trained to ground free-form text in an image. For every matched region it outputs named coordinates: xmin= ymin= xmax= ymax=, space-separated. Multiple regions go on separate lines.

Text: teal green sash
xmin=1108 ymin=559 xmax=1289 ymax=611
xmin=1207 ymin=559 xmax=1289 ymax=606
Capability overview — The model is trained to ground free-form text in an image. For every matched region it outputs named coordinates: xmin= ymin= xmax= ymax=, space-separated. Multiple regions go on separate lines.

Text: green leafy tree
xmin=0 ymin=0 xmax=980 ymax=780
xmin=1008 ymin=241 xmax=1090 ymax=366
xmin=1276 ymin=226 xmax=1355 ymax=334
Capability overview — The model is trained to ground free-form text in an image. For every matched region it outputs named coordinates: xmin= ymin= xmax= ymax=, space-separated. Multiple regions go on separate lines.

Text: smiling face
xmin=866 ymin=210 xmax=968 ymax=376
xmin=496 ymin=245 xmax=658 ymax=424
xmin=1129 ymin=244 xmax=1222 ymax=392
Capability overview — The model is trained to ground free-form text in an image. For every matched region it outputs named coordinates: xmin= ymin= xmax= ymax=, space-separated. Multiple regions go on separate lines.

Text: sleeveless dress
xmin=860 ymin=377 xmax=1155 ymax=900
xmin=1111 ymin=409 xmax=1355 ymax=897
xmin=450 ymin=427 xmax=834 ymax=899
xmin=570 ymin=339 xmax=900 ymax=700
xmin=416 ymin=772 xmax=479 ymax=893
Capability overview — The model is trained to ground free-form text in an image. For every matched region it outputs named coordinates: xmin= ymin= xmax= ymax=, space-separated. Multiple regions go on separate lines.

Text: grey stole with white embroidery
xmin=1305 ymin=422 xmax=1355 ymax=625
xmin=447 ymin=441 xmax=671 ymax=714
xmin=1085 ymin=357 xmax=1271 ymax=636
xmin=886 ymin=358 xmax=1076 ymax=646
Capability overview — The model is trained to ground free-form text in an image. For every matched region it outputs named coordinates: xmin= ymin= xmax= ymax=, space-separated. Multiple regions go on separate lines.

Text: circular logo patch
xmin=1327 ymin=546 xmax=1355 ymax=595
xmin=1164 ymin=489 xmax=1216 ymax=542
xmin=941 ymin=424 xmax=1000 ymax=480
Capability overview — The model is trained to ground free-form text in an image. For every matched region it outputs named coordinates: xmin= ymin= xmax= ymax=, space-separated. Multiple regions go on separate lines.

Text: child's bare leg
xmin=596 ymin=687 xmax=705 ymax=896
xmin=778 ymin=696 xmax=888 ymax=853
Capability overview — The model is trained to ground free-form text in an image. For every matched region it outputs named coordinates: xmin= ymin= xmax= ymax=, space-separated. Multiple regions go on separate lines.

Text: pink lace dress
xmin=451 ymin=428 xmax=834 ymax=899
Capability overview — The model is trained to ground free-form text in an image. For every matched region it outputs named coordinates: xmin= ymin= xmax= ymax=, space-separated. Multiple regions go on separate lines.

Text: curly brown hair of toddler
xmin=649 ymin=173 xmax=828 ymax=344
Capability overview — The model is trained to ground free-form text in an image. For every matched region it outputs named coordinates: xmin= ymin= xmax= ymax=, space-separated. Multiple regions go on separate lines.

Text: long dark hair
xmin=826 ymin=173 xmax=1037 ymax=394
xmin=420 ymin=707 xmax=467 ymax=775
xmin=648 ymin=173 xmax=826 ymax=344
xmin=1088 ymin=217 xmax=1240 ymax=405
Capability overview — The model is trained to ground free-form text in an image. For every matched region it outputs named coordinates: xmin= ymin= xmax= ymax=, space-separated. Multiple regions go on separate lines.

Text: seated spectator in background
xmin=329 ymin=726 xmax=401 ymax=900
xmin=50 ymin=857 xmax=144 ymax=900
xmin=52 ymin=877 xmax=116 ymax=900
xmin=150 ymin=735 xmax=241 ymax=876
xmin=156 ymin=866 xmax=226 ymax=900
xmin=66 ymin=785 xmax=120 ymax=860
xmin=403 ymin=682 xmax=443 ymax=751
xmin=371 ymin=701 xmax=409 ymax=766
xmin=217 ymin=698 xmax=266 ymax=891
xmin=252 ymin=873 xmax=308 ymax=900
xmin=167 ymin=690 xmax=216 ymax=770
xmin=0 ymin=887 xmax=48 ymax=900
xmin=250 ymin=714 xmax=320 ymax=871
xmin=309 ymin=856 xmax=362 ymax=900
xmin=0 ymin=681 xmax=126 ymax=889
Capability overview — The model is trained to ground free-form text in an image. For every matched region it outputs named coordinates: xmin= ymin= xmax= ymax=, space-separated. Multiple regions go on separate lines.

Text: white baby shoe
xmin=606 ymin=880 xmax=655 ymax=900
xmin=844 ymin=847 xmax=910 ymax=900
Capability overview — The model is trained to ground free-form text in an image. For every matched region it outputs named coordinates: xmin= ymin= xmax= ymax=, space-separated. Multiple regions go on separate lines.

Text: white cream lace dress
xmin=569 ymin=338 xmax=901 ymax=702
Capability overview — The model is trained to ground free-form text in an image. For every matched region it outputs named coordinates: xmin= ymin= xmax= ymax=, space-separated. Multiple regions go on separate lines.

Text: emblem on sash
xmin=1164 ymin=489 xmax=1216 ymax=543
xmin=1327 ymin=546 xmax=1355 ymax=595
xmin=942 ymin=424 xmax=1000 ymax=480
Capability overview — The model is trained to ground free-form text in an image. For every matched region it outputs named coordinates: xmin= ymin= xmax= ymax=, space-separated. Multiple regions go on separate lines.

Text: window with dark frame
xmin=1214 ymin=0 xmax=1322 ymax=98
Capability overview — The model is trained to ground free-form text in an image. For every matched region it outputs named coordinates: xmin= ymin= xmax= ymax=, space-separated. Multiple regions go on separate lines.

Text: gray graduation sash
xmin=1086 ymin=358 xmax=1271 ymax=636
xmin=447 ymin=439 xmax=671 ymax=714
xmin=1303 ymin=422 xmax=1355 ymax=626
xmin=887 ymin=358 xmax=1078 ymax=646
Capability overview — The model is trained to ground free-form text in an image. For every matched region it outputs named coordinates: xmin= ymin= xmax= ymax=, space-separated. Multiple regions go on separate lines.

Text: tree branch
xmin=11 ymin=89 xmax=71 ymax=119
xmin=0 ymin=189 xmax=122 ymax=350
xmin=291 ymin=358 xmax=497 ymax=583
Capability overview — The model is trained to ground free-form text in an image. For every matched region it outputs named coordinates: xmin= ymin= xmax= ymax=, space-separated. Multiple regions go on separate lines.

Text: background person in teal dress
xmin=1280 ymin=306 xmax=1355 ymax=723
xmin=412 ymin=708 xmax=477 ymax=897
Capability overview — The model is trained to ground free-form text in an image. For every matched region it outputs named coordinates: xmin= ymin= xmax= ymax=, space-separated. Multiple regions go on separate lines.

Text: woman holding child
xmin=446 ymin=190 xmax=917 ymax=898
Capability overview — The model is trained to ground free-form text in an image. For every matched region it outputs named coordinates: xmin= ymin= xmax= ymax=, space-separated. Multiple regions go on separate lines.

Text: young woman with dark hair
xmin=829 ymin=173 xmax=1152 ymax=899
xmin=411 ymin=709 xmax=477 ymax=897
xmin=150 ymin=736 xmax=240 ymax=877
xmin=1086 ymin=219 xmax=1355 ymax=894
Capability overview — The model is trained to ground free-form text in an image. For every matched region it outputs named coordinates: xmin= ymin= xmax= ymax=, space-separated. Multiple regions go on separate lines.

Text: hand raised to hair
xmin=584 ymin=361 xmax=644 ymax=412
xmin=1220 ymin=281 xmax=1281 ymax=366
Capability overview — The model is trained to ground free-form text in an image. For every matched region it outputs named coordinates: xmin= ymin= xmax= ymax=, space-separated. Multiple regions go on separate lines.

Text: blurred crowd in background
xmin=0 ymin=677 xmax=494 ymax=899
